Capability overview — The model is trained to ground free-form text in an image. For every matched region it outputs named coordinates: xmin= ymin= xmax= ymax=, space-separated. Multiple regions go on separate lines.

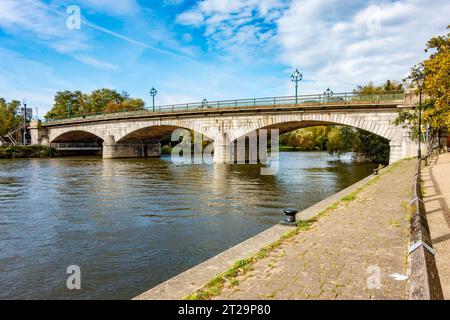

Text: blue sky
xmin=0 ymin=0 xmax=448 ymax=117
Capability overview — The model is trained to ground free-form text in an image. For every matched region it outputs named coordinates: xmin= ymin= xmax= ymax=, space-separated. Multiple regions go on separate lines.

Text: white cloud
xmin=0 ymin=0 xmax=88 ymax=54
xmin=276 ymin=0 xmax=450 ymax=91
xmin=176 ymin=0 xmax=288 ymax=62
xmin=177 ymin=0 xmax=449 ymax=92
xmin=0 ymin=0 xmax=67 ymax=39
xmin=176 ymin=11 xmax=205 ymax=25
xmin=0 ymin=0 xmax=148 ymax=70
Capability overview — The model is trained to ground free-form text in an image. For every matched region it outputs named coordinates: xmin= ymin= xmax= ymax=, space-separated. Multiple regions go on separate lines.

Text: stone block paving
xmin=213 ymin=159 xmax=416 ymax=300
xmin=422 ymin=152 xmax=450 ymax=299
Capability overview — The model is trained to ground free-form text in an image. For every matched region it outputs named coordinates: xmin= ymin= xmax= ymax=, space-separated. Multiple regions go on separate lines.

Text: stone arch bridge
xmin=30 ymin=91 xmax=426 ymax=164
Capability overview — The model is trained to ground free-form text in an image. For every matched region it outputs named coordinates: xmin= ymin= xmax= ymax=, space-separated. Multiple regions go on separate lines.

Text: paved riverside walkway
xmin=422 ymin=152 xmax=450 ymax=299
xmin=211 ymin=159 xmax=416 ymax=300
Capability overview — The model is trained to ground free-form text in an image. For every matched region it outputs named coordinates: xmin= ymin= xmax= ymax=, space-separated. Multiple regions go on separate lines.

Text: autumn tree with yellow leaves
xmin=395 ymin=26 xmax=450 ymax=147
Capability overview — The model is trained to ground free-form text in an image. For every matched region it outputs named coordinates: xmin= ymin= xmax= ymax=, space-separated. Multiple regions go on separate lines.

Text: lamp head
xmin=324 ymin=88 xmax=333 ymax=96
xmin=415 ymin=75 xmax=424 ymax=88
xmin=290 ymin=69 xmax=303 ymax=82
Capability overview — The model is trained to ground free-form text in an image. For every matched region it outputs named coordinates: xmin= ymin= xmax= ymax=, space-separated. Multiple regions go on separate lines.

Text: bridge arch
xmin=218 ymin=112 xmax=405 ymax=164
xmin=228 ymin=112 xmax=401 ymax=143
xmin=49 ymin=129 xmax=104 ymax=144
xmin=114 ymin=120 xmax=217 ymax=143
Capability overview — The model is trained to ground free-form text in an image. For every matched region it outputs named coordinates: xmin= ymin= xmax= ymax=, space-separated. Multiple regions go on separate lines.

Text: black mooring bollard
xmin=280 ymin=208 xmax=298 ymax=226
xmin=373 ymin=168 xmax=379 ymax=175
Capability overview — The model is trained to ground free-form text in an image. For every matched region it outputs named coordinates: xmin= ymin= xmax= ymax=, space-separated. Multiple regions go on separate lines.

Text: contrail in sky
xmin=28 ymin=0 xmax=199 ymax=63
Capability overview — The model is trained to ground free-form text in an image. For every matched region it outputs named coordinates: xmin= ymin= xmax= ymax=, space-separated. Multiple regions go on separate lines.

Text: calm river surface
xmin=0 ymin=152 xmax=376 ymax=299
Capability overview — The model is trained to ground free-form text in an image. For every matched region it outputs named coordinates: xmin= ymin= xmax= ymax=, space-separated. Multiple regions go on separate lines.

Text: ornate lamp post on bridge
xmin=150 ymin=87 xmax=157 ymax=112
xmin=290 ymin=69 xmax=303 ymax=104
xmin=414 ymin=74 xmax=425 ymax=159
xmin=22 ymin=100 xmax=28 ymax=145
xmin=323 ymin=88 xmax=334 ymax=102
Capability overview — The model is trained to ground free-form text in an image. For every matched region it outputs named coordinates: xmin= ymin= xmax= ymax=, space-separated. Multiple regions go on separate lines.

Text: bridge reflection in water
xmin=0 ymin=152 xmax=377 ymax=299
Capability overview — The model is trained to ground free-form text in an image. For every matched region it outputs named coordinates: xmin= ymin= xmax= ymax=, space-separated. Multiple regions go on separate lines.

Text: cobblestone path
xmin=212 ymin=159 xmax=416 ymax=300
xmin=423 ymin=153 xmax=450 ymax=299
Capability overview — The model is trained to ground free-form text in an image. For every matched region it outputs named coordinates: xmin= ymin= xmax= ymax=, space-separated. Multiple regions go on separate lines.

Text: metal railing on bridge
xmin=44 ymin=91 xmax=405 ymax=125
xmin=50 ymin=143 xmax=102 ymax=150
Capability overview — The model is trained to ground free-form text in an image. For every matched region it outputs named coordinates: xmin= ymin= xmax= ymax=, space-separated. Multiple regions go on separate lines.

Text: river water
xmin=0 ymin=152 xmax=376 ymax=299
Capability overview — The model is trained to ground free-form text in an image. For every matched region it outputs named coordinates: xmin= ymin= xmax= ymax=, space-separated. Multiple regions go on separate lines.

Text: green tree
xmin=280 ymin=126 xmax=331 ymax=151
xmin=104 ymin=98 xmax=145 ymax=113
xmin=45 ymin=90 xmax=87 ymax=119
xmin=45 ymin=89 xmax=145 ymax=119
xmin=0 ymin=98 xmax=21 ymax=136
xmin=288 ymin=130 xmax=316 ymax=151
xmin=354 ymin=80 xmax=403 ymax=94
xmin=281 ymin=124 xmax=389 ymax=163
xmin=325 ymin=126 xmax=390 ymax=163
xmin=326 ymin=126 xmax=358 ymax=156
xmin=89 ymin=89 xmax=124 ymax=113
xmin=354 ymin=129 xmax=390 ymax=164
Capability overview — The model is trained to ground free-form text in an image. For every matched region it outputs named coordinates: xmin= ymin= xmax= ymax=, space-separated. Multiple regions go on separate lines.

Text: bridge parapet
xmin=42 ymin=91 xmax=406 ymax=126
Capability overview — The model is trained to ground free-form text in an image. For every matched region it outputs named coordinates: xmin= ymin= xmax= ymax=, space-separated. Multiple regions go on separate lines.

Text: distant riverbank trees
xmin=353 ymin=80 xmax=403 ymax=94
xmin=0 ymin=145 xmax=56 ymax=158
xmin=45 ymin=89 xmax=145 ymax=119
xmin=279 ymin=80 xmax=401 ymax=164
xmin=280 ymin=125 xmax=390 ymax=164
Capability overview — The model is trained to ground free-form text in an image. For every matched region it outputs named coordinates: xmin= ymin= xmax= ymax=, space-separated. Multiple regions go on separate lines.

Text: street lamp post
xmin=23 ymin=100 xmax=27 ymax=145
xmin=324 ymin=88 xmax=333 ymax=102
xmin=290 ymin=69 xmax=303 ymax=104
xmin=150 ymin=87 xmax=157 ymax=112
xmin=415 ymin=74 xmax=425 ymax=159
xmin=67 ymin=101 xmax=71 ymax=118
xmin=202 ymin=98 xmax=208 ymax=108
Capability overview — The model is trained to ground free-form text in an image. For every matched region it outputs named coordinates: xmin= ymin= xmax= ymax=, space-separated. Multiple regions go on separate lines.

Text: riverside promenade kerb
xmin=30 ymin=89 xmax=446 ymax=164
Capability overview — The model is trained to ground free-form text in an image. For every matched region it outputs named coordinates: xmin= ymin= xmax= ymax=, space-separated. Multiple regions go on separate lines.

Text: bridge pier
xmin=213 ymin=133 xmax=231 ymax=164
xmin=388 ymin=129 xmax=420 ymax=164
xmin=389 ymin=142 xmax=403 ymax=164
xmin=213 ymin=133 xmax=269 ymax=164
xmin=29 ymin=120 xmax=49 ymax=145
xmin=103 ymin=135 xmax=161 ymax=159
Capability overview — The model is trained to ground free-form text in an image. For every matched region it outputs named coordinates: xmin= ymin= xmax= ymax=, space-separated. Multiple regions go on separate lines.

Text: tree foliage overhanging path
xmin=423 ymin=25 xmax=450 ymax=129
xmin=395 ymin=25 xmax=450 ymax=142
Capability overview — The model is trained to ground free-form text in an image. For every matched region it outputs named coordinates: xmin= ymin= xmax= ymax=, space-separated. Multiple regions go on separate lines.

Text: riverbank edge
xmin=133 ymin=161 xmax=403 ymax=300
xmin=0 ymin=145 xmax=56 ymax=159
